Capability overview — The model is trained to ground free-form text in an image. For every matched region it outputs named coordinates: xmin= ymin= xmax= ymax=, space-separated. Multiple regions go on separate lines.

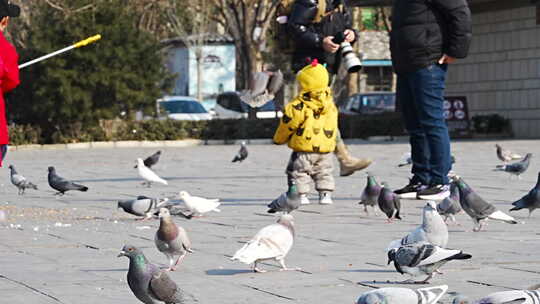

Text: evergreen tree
xmin=9 ymin=0 xmax=171 ymax=142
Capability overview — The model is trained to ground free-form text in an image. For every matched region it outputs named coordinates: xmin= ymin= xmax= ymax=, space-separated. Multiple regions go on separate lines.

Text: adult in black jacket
xmin=391 ymin=0 xmax=472 ymax=200
xmin=286 ymin=0 xmax=372 ymax=177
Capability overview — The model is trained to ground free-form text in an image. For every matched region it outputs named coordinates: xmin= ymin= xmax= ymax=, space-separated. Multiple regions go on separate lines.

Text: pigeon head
xmin=136 ymin=158 xmax=144 ymax=166
xmin=425 ymin=201 xmax=437 ymax=211
xmin=241 ymin=141 xmax=246 ymax=146
xmin=118 ymin=244 xmax=145 ymax=259
xmin=357 ymin=292 xmax=386 ymax=304
xmin=452 ymin=294 xmax=470 ymax=304
xmin=48 ymin=166 xmax=55 ymax=173
xmin=8 ymin=164 xmax=13 ymax=169
xmin=387 ymin=249 xmax=396 ymax=265
xmin=156 ymin=150 xmax=162 ymax=155
xmin=179 ymin=191 xmax=190 ymax=199
xmin=158 ymin=208 xmax=171 ymax=219
xmin=525 ymin=153 xmax=533 ymax=160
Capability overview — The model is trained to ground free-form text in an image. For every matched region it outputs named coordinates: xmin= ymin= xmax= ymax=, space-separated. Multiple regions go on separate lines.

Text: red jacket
xmin=0 ymin=31 xmax=19 ymax=166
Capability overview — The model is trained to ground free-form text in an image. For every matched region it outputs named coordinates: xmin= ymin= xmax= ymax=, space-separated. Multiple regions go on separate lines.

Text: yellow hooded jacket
xmin=273 ymin=63 xmax=338 ymax=153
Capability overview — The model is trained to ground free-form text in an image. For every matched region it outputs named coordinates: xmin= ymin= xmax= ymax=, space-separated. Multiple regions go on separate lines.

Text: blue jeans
xmin=397 ymin=64 xmax=451 ymax=185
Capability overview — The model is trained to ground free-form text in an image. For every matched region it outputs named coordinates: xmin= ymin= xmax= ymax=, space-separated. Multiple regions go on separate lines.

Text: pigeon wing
xmin=149 ymin=271 xmax=185 ymax=303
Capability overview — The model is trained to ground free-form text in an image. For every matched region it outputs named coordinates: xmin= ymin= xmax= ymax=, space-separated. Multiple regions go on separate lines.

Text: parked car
xmin=340 ymin=92 xmax=396 ymax=115
xmin=213 ymin=91 xmax=282 ymax=119
xmin=157 ymin=96 xmax=213 ymax=121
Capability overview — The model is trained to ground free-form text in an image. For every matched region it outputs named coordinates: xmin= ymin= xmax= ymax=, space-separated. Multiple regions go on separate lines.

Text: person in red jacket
xmin=0 ymin=0 xmax=20 ymax=167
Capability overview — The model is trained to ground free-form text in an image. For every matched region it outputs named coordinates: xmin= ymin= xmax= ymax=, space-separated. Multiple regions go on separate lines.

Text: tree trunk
xmin=196 ymin=48 xmax=204 ymax=102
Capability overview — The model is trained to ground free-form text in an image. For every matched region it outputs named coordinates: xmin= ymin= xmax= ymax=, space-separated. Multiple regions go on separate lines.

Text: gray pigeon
xmin=453 ymin=176 xmax=518 ymax=231
xmin=357 ymin=285 xmax=448 ymax=304
xmin=240 ymin=70 xmax=283 ymax=108
xmin=378 ymin=183 xmax=402 ymax=222
xmin=267 ymin=181 xmax=300 ymax=214
xmin=232 ymin=141 xmax=248 ymax=163
xmin=510 ymin=172 xmax=540 ymax=217
xmin=437 ymin=182 xmax=462 ymax=224
xmin=358 ymin=172 xmax=382 ymax=215
xmin=387 ymin=201 xmax=448 ymax=251
xmin=494 ymin=153 xmax=532 ymax=178
xmin=155 ymin=208 xmax=193 ymax=271
xmin=9 ymin=165 xmax=38 ymax=195
xmin=387 ymin=243 xmax=472 ymax=283
xmin=47 ymin=166 xmax=88 ymax=195
xmin=135 ymin=150 xmax=162 ymax=169
xmin=476 ymin=290 xmax=540 ymax=304
xmin=118 ymin=196 xmax=169 ymax=220
xmin=495 ymin=143 xmax=522 ymax=163
xmin=118 ymin=244 xmax=197 ymax=304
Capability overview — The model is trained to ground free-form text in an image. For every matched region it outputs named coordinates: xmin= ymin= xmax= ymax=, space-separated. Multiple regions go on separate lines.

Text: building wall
xmin=445 ymin=5 xmax=540 ymax=138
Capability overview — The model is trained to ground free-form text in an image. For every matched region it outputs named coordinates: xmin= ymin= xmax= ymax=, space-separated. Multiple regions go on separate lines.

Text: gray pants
xmin=286 ymin=152 xmax=335 ymax=194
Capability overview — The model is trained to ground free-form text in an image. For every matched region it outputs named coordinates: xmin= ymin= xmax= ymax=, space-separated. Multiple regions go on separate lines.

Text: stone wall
xmin=445 ymin=5 xmax=540 ymax=138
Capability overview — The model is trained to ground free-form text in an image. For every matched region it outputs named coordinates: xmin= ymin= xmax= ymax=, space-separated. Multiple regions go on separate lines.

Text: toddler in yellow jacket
xmin=273 ymin=60 xmax=338 ymax=205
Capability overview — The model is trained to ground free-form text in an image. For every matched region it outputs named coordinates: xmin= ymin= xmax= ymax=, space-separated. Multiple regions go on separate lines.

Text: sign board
xmin=444 ymin=96 xmax=470 ymax=137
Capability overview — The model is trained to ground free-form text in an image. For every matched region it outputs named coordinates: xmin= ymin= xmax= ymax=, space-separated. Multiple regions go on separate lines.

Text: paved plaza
xmin=0 ymin=139 xmax=539 ymax=304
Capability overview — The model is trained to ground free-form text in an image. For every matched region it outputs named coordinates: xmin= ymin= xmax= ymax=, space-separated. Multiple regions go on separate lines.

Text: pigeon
xmin=356 ymin=285 xmax=448 ymax=304
xmin=510 ymin=172 xmax=540 ymax=217
xmin=118 ymin=245 xmax=197 ymax=304
xmin=398 ymin=152 xmax=455 ymax=167
xmin=239 ymin=70 xmax=283 ymax=108
xmin=495 ymin=143 xmax=523 ymax=163
xmin=9 ymin=165 xmax=38 ymax=195
xmin=387 ymin=243 xmax=472 ymax=283
xmin=452 ymin=294 xmax=470 ymax=304
xmin=136 ymin=158 xmax=168 ymax=187
xmin=267 ymin=181 xmax=300 ymax=214
xmin=387 ymin=201 xmax=448 ymax=251
xmin=118 ymin=196 xmax=169 ymax=220
xmin=231 ymin=214 xmax=297 ymax=273
xmin=47 ymin=166 xmax=88 ymax=195
xmin=452 ymin=176 xmax=518 ymax=231
xmin=179 ymin=191 xmax=220 ymax=216
xmin=437 ymin=182 xmax=462 ymax=224
xmin=476 ymin=290 xmax=540 ymax=304
xmin=155 ymin=208 xmax=193 ymax=271
xmin=232 ymin=141 xmax=248 ymax=163
xmin=378 ymin=183 xmax=402 ymax=222
xmin=358 ymin=172 xmax=382 ymax=215
xmin=494 ymin=153 xmax=532 ymax=178
xmin=134 ymin=150 xmax=162 ymax=169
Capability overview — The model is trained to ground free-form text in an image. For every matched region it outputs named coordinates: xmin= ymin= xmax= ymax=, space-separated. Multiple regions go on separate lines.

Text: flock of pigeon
xmin=4 ymin=143 xmax=539 ymax=303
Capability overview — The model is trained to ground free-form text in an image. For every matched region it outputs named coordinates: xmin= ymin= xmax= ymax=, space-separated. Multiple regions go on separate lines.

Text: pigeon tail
xmin=489 ymin=210 xmax=518 ymax=224
xmin=510 ymin=199 xmax=526 ymax=211
xmin=74 ymin=184 xmax=89 ymax=192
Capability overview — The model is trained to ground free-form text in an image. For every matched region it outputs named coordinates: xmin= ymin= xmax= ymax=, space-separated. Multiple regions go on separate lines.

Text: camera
xmin=332 ymin=32 xmax=362 ymax=73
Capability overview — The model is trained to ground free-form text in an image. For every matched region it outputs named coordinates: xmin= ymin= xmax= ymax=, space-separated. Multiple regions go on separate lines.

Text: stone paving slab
xmin=0 ymin=139 xmax=539 ymax=303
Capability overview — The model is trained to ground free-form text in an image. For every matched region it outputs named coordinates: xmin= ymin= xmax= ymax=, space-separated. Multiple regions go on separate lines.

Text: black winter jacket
xmin=287 ymin=0 xmax=354 ymax=74
xmin=390 ymin=0 xmax=472 ymax=74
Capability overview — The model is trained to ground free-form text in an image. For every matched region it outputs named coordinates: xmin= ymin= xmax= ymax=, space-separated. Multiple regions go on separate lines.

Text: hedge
xmin=8 ymin=113 xmax=405 ymax=145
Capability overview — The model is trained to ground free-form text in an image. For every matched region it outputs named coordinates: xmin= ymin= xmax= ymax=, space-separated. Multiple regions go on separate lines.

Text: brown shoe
xmin=334 ymin=141 xmax=372 ymax=176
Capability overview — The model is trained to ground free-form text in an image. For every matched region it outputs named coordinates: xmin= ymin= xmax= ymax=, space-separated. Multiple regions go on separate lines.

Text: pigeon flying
xmin=118 ymin=245 xmax=197 ymax=304
xmin=47 ymin=166 xmax=88 ymax=195
xmin=231 ymin=214 xmax=297 ymax=273
xmin=232 ymin=141 xmax=248 ymax=163
xmin=495 ymin=144 xmax=522 ymax=163
xmin=267 ymin=181 xmax=300 ymax=214
xmin=9 ymin=165 xmax=38 ymax=195
xmin=510 ymin=171 xmax=540 ymax=217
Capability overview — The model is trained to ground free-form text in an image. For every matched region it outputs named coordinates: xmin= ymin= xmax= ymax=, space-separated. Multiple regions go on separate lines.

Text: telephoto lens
xmin=332 ymin=32 xmax=362 ymax=73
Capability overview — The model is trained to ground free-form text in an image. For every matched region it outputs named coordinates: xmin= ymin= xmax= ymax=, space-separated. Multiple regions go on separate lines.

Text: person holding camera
xmin=286 ymin=0 xmax=372 ymax=177
xmin=391 ymin=0 xmax=471 ymax=200
xmin=0 ymin=0 xmax=20 ymax=167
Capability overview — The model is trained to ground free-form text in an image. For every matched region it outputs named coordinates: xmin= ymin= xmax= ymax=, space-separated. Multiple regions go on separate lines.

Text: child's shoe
xmin=318 ymin=191 xmax=333 ymax=205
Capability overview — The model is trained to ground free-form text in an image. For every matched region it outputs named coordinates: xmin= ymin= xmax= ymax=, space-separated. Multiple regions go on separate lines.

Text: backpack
xmin=272 ymin=0 xmax=327 ymax=54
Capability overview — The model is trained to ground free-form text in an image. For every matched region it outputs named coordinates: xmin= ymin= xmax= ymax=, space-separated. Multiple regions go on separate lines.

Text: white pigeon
xmin=357 ymin=285 xmax=448 ymax=304
xmin=136 ymin=158 xmax=167 ymax=187
xmin=475 ymin=290 xmax=540 ymax=304
xmin=179 ymin=191 xmax=220 ymax=216
xmin=231 ymin=214 xmax=297 ymax=273
xmin=387 ymin=201 xmax=448 ymax=251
